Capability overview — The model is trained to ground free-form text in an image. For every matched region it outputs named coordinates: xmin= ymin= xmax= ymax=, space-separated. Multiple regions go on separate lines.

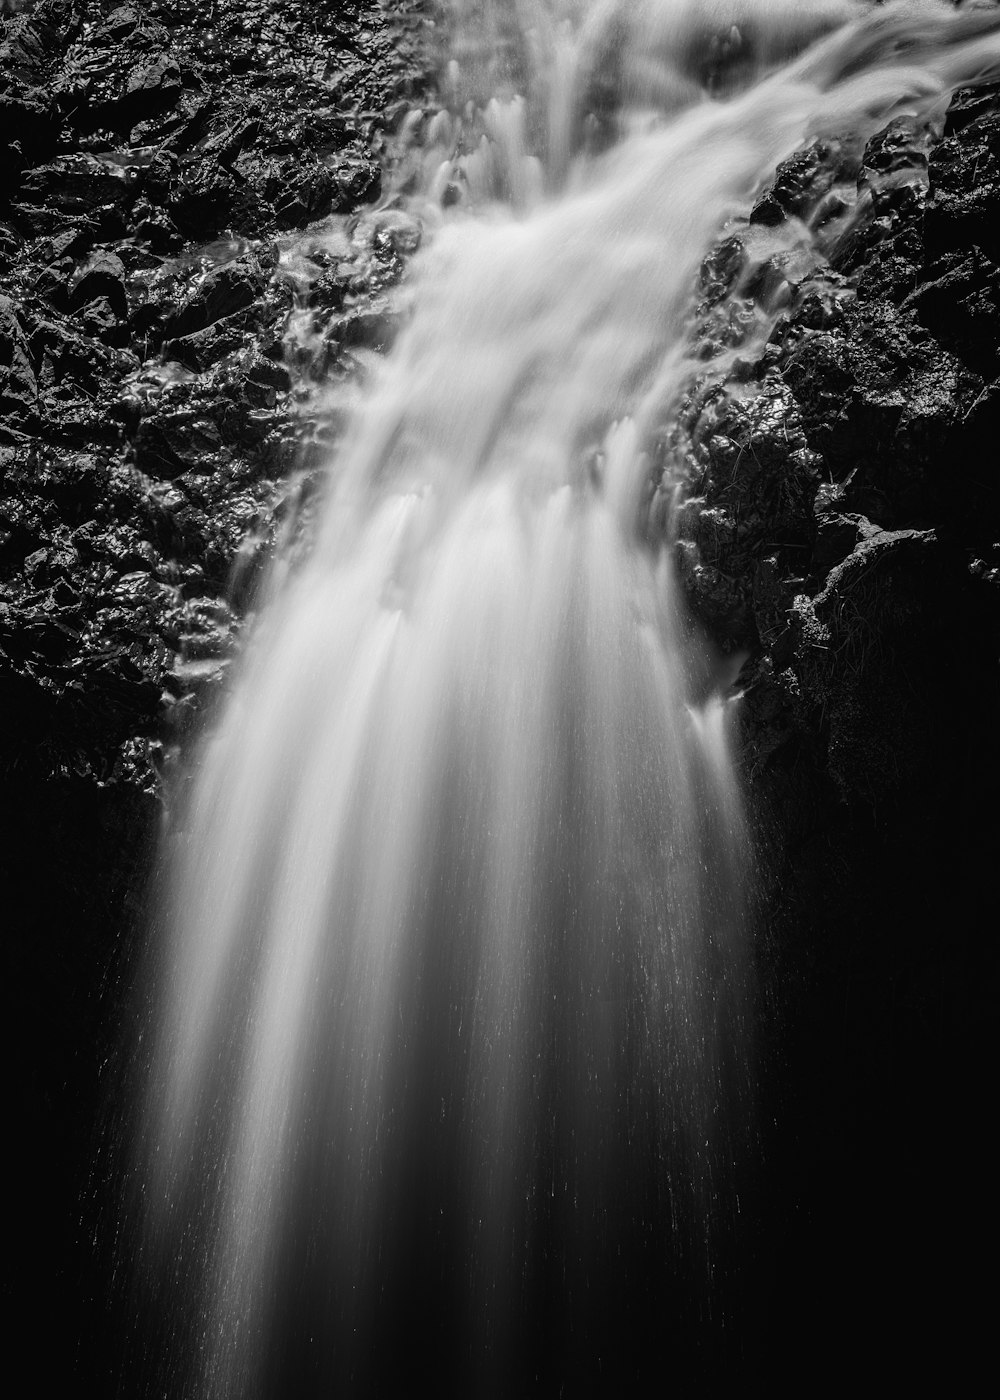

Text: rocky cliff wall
xmin=1 ymin=2 xmax=431 ymax=1388
xmin=671 ymin=66 xmax=999 ymax=1388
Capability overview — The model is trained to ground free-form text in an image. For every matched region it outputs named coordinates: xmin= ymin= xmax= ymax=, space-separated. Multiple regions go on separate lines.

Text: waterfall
xmin=135 ymin=3 xmax=1000 ymax=1395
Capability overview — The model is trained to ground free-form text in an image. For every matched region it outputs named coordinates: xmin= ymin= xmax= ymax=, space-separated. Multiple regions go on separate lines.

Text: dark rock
xmin=0 ymin=294 xmax=38 ymax=422
xmin=167 ymin=155 xmax=241 ymax=237
xmin=0 ymin=86 xmax=59 ymax=183
xmin=16 ymin=154 xmax=135 ymax=219
xmin=774 ymin=526 xmax=944 ymax=803
xmin=69 ymin=249 xmax=129 ymax=321
xmin=926 ymin=102 xmax=1000 ymax=265
xmin=750 ymin=138 xmax=846 ymax=227
xmin=336 ymin=157 xmax=382 ymax=209
xmin=162 ymin=252 xmax=268 ymax=338
xmin=669 ymin=95 xmax=1000 ymax=1236
xmin=911 ymin=250 xmax=1000 ymax=379
xmin=162 ymin=311 xmax=255 ymax=372
xmin=58 ymin=17 xmax=187 ymax=138
xmin=134 ymin=407 xmax=222 ymax=479
xmin=78 ymin=295 xmax=120 ymax=336
xmin=943 ymin=79 xmax=1000 ymax=138
xmin=333 ymin=307 xmax=399 ymax=353
xmin=93 ymin=6 xmax=143 ymax=45
xmin=698 ymin=234 xmax=746 ymax=306
xmin=273 ymin=160 xmax=338 ymax=227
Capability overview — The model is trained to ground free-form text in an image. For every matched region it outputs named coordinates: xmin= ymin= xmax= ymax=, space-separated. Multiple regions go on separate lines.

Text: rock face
xmin=0 ymin=1 xmax=431 ymax=1391
xmin=670 ymin=79 xmax=1000 ymax=1390
xmin=1 ymin=0 xmax=427 ymax=786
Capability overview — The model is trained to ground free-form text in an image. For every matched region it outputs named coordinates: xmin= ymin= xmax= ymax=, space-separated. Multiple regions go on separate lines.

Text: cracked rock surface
xmin=2 ymin=2 xmax=432 ymax=1388
xmin=668 ymin=77 xmax=999 ymax=1383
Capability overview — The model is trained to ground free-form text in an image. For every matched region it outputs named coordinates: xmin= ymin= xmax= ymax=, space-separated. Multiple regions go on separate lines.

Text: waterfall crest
xmin=137 ymin=3 xmax=1000 ymax=1395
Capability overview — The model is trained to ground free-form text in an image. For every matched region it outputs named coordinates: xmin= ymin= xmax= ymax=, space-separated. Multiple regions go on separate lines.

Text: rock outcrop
xmin=1 ymin=2 xmax=431 ymax=1389
xmin=670 ymin=76 xmax=1000 ymax=1389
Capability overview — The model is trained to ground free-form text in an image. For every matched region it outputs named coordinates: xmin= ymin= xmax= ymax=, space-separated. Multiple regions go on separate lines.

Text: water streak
xmin=138 ymin=3 xmax=1000 ymax=1394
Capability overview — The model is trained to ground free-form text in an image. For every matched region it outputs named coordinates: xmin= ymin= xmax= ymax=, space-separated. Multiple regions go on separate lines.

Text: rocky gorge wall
xmin=2 ymin=0 xmax=996 ymax=1392
xmin=1 ymin=1 xmax=431 ymax=1389
xmin=670 ymin=56 xmax=999 ymax=1388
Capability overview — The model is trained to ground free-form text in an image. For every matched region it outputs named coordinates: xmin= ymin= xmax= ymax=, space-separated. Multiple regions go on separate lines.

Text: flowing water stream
xmin=136 ymin=3 xmax=1000 ymax=1395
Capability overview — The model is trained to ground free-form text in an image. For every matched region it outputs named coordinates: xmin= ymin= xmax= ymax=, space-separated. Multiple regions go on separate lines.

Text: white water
xmin=139 ymin=3 xmax=1000 ymax=1395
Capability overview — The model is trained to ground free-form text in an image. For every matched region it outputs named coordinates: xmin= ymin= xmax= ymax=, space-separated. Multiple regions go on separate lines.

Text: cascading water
xmin=134 ymin=3 xmax=1000 ymax=1395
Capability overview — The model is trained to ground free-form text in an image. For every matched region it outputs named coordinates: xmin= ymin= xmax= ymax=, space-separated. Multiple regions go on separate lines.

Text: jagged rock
xmin=162 ymin=311 xmax=256 ymax=372
xmin=55 ymin=12 xmax=185 ymax=136
xmin=698 ymin=233 xmax=746 ymax=306
xmin=0 ymin=294 xmax=38 ymax=424
xmin=750 ymin=138 xmax=846 ymax=227
xmin=770 ymin=527 xmax=945 ymax=803
xmin=166 ymin=156 xmax=241 ymax=237
xmin=776 ymin=298 xmax=986 ymax=531
xmin=68 ymin=248 xmax=129 ymax=320
xmin=675 ymin=373 xmax=820 ymax=649
xmin=895 ymin=80 xmax=1000 ymax=386
xmin=673 ymin=76 xmax=1000 ymax=880
xmin=925 ymin=84 xmax=1000 ymax=262
xmin=17 ymin=153 xmax=135 ymax=219
xmin=0 ymin=0 xmax=427 ymax=820
xmin=162 ymin=252 xmax=269 ymax=339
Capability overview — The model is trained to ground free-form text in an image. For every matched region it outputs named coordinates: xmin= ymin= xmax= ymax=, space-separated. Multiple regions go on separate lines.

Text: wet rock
xmin=273 ymin=160 xmax=339 ymax=228
xmin=674 ymin=77 xmax=1000 ymax=871
xmin=776 ymin=298 xmax=984 ymax=531
xmin=698 ymin=234 xmax=746 ymax=307
xmin=925 ymin=89 xmax=1000 ymax=264
xmin=92 ymin=6 xmax=144 ymax=44
xmin=667 ymin=124 xmax=1000 ymax=1341
xmin=942 ymin=78 xmax=1000 ymax=138
xmin=16 ymin=154 xmax=135 ymax=221
xmin=119 ymin=54 xmax=183 ymax=122
xmin=167 ymin=156 xmax=241 ymax=238
xmin=333 ymin=307 xmax=400 ymax=354
xmin=675 ymin=373 xmax=820 ymax=650
xmin=781 ymin=527 xmax=944 ymax=803
xmin=55 ymin=13 xmax=186 ymax=137
xmin=68 ymin=249 xmax=129 ymax=320
xmin=162 ymin=312 xmax=256 ymax=372
xmin=129 ymin=198 xmax=183 ymax=252
xmin=0 ymin=87 xmax=59 ymax=184
xmin=0 ymin=295 xmax=38 ymax=424
xmin=134 ymin=407 xmax=222 ymax=480
xmin=750 ymin=138 xmax=846 ymax=227
xmin=0 ymin=0 xmax=430 ymax=818
xmin=861 ymin=116 xmax=931 ymax=182
xmin=162 ymin=252 xmax=268 ymax=339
